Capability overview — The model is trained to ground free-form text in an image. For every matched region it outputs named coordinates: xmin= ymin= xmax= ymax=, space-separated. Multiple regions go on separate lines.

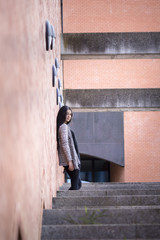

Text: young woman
xmin=57 ymin=105 xmax=81 ymax=190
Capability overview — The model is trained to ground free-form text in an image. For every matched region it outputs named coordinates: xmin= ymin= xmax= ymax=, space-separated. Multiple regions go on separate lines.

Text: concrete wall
xmin=61 ymin=32 xmax=160 ymax=59
xmin=62 ymin=0 xmax=160 ymax=182
xmin=70 ymin=112 xmax=124 ymax=166
xmin=0 ymin=1 xmax=64 ymax=240
xmin=64 ymin=89 xmax=160 ymax=109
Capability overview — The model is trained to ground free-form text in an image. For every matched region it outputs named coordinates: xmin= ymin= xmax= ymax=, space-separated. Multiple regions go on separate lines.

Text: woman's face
xmin=65 ymin=109 xmax=72 ymax=123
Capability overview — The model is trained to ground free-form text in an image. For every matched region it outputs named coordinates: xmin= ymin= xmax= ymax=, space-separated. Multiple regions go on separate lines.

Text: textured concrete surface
xmin=42 ymin=224 xmax=160 ymax=239
xmin=41 ymin=182 xmax=160 ymax=239
xmin=61 ymin=32 xmax=160 ymax=59
xmin=60 ymin=182 xmax=160 ymax=190
xmin=42 ymin=207 xmax=160 ymax=225
xmin=52 ymin=195 xmax=160 ymax=208
xmin=57 ymin=189 xmax=160 ymax=197
xmin=64 ymin=89 xmax=160 ymax=108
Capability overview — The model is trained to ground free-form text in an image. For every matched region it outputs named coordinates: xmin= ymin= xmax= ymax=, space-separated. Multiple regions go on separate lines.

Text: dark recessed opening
xmin=17 ymin=226 xmax=23 ymax=240
xmin=65 ymin=153 xmax=110 ymax=182
xmin=43 ymin=200 xmax=45 ymax=209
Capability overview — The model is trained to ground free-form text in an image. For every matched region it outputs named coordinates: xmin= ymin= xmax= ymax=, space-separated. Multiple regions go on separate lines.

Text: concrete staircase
xmin=41 ymin=182 xmax=160 ymax=240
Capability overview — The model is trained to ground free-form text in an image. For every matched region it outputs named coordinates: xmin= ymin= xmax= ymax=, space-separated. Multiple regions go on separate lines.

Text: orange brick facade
xmin=63 ymin=0 xmax=160 ymax=33
xmin=111 ymin=112 xmax=160 ymax=182
xmin=63 ymin=0 xmax=160 ymax=182
xmin=64 ymin=59 xmax=160 ymax=89
xmin=0 ymin=1 xmax=64 ymax=240
xmin=124 ymin=112 xmax=160 ymax=182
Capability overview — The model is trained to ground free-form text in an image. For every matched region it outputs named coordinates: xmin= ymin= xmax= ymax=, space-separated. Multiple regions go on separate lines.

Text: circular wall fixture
xmin=55 ymin=58 xmax=60 ymax=69
xmin=60 ymin=94 xmax=63 ymax=104
xmin=45 ymin=21 xmax=56 ymax=51
xmin=45 ymin=20 xmax=51 ymax=51
xmin=50 ymin=25 xmax=56 ymax=50
xmin=52 ymin=65 xmax=57 ymax=87
xmin=58 ymin=78 xmax=62 ymax=89
xmin=56 ymin=88 xmax=60 ymax=105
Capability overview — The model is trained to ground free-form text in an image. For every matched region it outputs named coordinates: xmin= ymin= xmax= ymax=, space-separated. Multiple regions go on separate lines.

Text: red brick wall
xmin=63 ymin=0 xmax=160 ymax=183
xmin=110 ymin=112 xmax=160 ymax=182
xmin=124 ymin=112 xmax=160 ymax=182
xmin=64 ymin=59 xmax=160 ymax=89
xmin=63 ymin=0 xmax=160 ymax=33
xmin=0 ymin=1 xmax=64 ymax=240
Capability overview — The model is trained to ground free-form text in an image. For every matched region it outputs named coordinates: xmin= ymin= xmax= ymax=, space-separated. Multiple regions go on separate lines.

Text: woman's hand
xmin=68 ymin=161 xmax=74 ymax=171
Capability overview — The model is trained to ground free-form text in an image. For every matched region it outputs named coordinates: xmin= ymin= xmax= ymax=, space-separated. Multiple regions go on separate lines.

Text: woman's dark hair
xmin=56 ymin=105 xmax=73 ymax=144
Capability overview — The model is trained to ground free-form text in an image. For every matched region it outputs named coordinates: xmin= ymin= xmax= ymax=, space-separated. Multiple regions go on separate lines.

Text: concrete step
xmin=41 ymin=182 xmax=160 ymax=239
xmin=52 ymin=195 xmax=160 ymax=208
xmin=41 ymin=224 xmax=160 ymax=239
xmin=60 ymin=182 xmax=160 ymax=190
xmin=42 ymin=207 xmax=160 ymax=225
xmin=57 ymin=189 xmax=160 ymax=197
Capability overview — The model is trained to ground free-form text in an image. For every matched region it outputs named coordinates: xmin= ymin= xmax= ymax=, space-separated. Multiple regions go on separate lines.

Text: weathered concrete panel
xmin=64 ymin=89 xmax=160 ymax=108
xmin=61 ymin=32 xmax=160 ymax=59
xmin=70 ymin=112 xmax=124 ymax=166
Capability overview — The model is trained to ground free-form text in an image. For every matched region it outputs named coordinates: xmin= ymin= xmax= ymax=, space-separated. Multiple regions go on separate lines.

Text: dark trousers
xmin=64 ymin=166 xmax=81 ymax=190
